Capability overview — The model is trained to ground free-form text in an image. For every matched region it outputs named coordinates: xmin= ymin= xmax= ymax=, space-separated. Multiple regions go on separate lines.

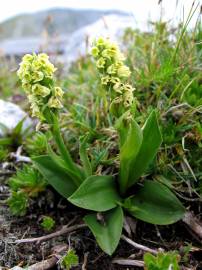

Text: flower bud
xmin=91 ymin=47 xmax=99 ymax=57
xmin=54 ymin=87 xmax=64 ymax=98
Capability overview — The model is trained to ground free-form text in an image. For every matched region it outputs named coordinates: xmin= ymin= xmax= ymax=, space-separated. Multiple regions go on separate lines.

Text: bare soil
xmin=0 ymin=177 xmax=202 ymax=270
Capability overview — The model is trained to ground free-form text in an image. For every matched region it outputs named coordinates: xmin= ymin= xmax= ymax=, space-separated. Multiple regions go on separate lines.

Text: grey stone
xmin=0 ymin=99 xmax=32 ymax=136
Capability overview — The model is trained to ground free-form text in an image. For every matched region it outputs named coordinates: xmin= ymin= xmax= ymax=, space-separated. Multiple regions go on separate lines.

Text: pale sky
xmin=0 ymin=0 xmax=201 ymax=26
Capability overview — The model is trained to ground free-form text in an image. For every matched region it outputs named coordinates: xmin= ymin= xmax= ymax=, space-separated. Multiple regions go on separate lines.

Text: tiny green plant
xmin=7 ymin=165 xmax=46 ymax=215
xmin=17 ymin=43 xmax=185 ymax=255
xmin=144 ymin=251 xmax=180 ymax=270
xmin=25 ymin=131 xmax=50 ymax=156
xmin=40 ymin=216 xmax=55 ymax=231
xmin=60 ymin=249 xmax=79 ymax=270
xmin=7 ymin=191 xmax=28 ymax=216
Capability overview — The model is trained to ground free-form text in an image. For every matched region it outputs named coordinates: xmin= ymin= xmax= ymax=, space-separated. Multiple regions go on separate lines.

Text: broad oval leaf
xmin=32 ymin=155 xmax=77 ymax=198
xmin=69 ymin=175 xmax=121 ymax=211
xmin=84 ymin=206 xmax=124 ymax=255
xmin=128 ymin=110 xmax=162 ymax=187
xmin=124 ymin=181 xmax=185 ymax=225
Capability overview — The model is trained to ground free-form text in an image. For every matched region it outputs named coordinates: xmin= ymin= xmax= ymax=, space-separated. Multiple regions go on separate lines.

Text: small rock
xmin=0 ymin=99 xmax=32 ymax=137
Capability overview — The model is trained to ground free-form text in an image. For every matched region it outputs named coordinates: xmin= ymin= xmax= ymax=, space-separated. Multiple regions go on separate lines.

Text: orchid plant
xmin=17 ymin=39 xmax=185 ymax=255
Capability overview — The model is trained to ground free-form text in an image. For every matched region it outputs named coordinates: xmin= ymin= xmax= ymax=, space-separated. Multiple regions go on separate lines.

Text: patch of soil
xmin=0 ymin=178 xmax=202 ymax=270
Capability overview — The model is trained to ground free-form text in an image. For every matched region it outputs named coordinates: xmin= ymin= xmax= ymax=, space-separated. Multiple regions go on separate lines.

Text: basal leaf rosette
xmin=17 ymin=53 xmax=64 ymax=122
xmin=91 ymin=37 xmax=135 ymax=117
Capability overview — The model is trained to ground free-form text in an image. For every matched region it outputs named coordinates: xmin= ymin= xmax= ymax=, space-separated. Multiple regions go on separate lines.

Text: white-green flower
xmin=32 ymin=71 xmax=44 ymax=82
xmin=22 ymin=54 xmax=34 ymax=62
xmin=107 ymin=64 xmax=117 ymax=75
xmin=101 ymin=76 xmax=111 ymax=85
xmin=123 ymin=91 xmax=134 ymax=108
xmin=32 ymin=84 xmax=51 ymax=97
xmin=96 ymin=37 xmax=106 ymax=46
xmin=113 ymin=82 xmax=123 ymax=94
xmin=110 ymin=77 xmax=120 ymax=84
xmin=117 ymin=65 xmax=131 ymax=78
xmin=96 ymin=57 xmax=105 ymax=69
xmin=54 ymin=87 xmax=64 ymax=98
xmin=48 ymin=96 xmax=63 ymax=109
xmin=92 ymin=37 xmax=134 ymax=116
xmin=17 ymin=53 xmax=64 ymax=122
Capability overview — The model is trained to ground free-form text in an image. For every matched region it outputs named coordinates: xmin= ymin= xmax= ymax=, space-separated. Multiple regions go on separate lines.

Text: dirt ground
xmin=0 ymin=176 xmax=202 ymax=270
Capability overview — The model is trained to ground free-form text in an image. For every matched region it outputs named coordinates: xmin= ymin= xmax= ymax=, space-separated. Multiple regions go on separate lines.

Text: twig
xmin=33 ymin=245 xmax=65 ymax=270
xmin=182 ymin=211 xmax=202 ymax=239
xmin=175 ymin=191 xmax=202 ymax=202
xmin=113 ymin=258 xmax=193 ymax=269
xmin=15 ymin=223 xmax=87 ymax=244
xmin=183 ymin=157 xmax=197 ymax=182
xmin=112 ymin=258 xmax=144 ymax=267
xmin=82 ymin=252 xmax=89 ymax=270
xmin=28 ymin=256 xmax=58 ymax=270
xmin=11 ymin=244 xmax=68 ymax=270
xmin=163 ymin=103 xmax=191 ymax=116
xmin=121 ymin=235 xmax=159 ymax=255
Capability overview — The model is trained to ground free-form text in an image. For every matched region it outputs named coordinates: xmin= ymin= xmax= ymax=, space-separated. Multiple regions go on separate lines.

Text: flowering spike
xmin=17 ymin=53 xmax=64 ymax=121
xmin=91 ymin=37 xmax=135 ymax=117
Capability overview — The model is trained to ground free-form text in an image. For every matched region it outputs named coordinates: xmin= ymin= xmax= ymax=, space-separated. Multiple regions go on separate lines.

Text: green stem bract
xmin=79 ymin=135 xmax=92 ymax=178
xmin=52 ymin=115 xmax=84 ymax=186
xmin=44 ymin=109 xmax=84 ymax=187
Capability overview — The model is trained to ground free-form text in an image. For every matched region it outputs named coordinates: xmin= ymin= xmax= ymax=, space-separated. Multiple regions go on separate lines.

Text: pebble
xmin=0 ymin=99 xmax=32 ymax=137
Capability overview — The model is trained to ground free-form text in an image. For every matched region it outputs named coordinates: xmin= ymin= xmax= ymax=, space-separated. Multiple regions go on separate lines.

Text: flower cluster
xmin=91 ymin=37 xmax=134 ymax=116
xmin=17 ymin=53 xmax=64 ymax=120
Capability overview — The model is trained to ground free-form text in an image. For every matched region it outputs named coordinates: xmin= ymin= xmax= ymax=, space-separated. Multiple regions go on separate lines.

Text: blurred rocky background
xmin=0 ymin=8 xmax=134 ymax=63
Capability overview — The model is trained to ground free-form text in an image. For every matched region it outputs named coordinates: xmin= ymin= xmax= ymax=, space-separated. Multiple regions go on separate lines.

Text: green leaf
xmin=128 ymin=110 xmax=162 ymax=187
xmin=32 ymin=155 xmax=77 ymax=198
xmin=84 ymin=206 xmax=124 ymax=255
xmin=0 ymin=137 xmax=12 ymax=146
xmin=12 ymin=117 xmax=25 ymax=136
xmin=124 ymin=181 xmax=185 ymax=225
xmin=79 ymin=135 xmax=92 ymax=178
xmin=69 ymin=175 xmax=121 ymax=211
xmin=117 ymin=116 xmax=143 ymax=193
